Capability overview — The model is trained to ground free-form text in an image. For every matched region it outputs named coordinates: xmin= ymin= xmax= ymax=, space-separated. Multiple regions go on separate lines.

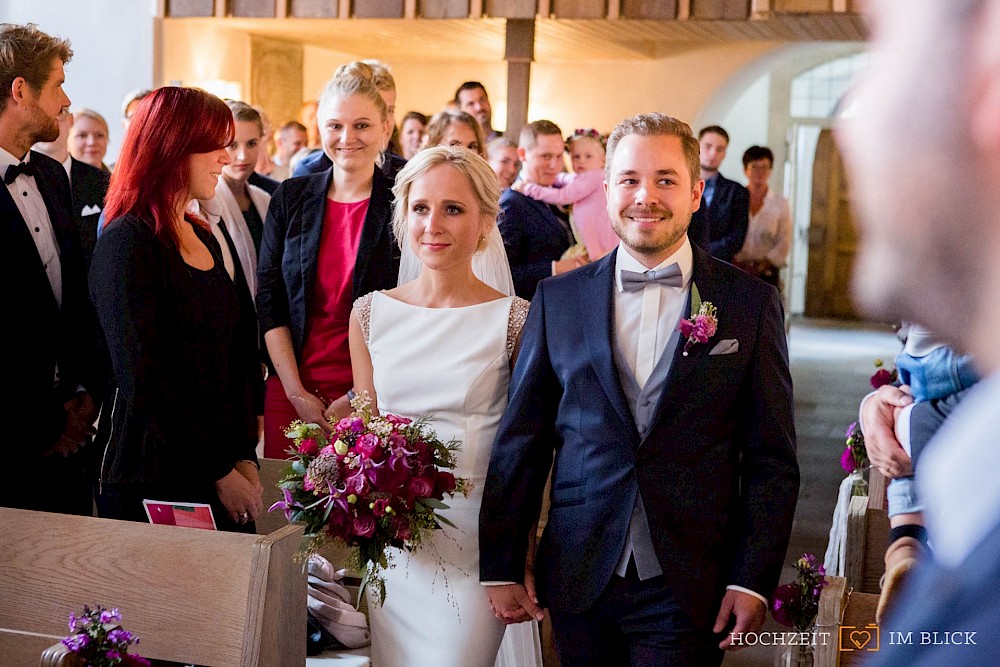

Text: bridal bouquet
xmin=270 ymin=392 xmax=468 ymax=603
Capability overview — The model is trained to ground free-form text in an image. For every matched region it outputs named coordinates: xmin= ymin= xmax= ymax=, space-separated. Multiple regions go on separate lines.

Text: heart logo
xmin=850 ymin=630 xmax=871 ymax=650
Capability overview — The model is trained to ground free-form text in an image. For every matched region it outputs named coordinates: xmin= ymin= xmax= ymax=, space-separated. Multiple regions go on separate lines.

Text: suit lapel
xmin=644 ymin=246 xmax=724 ymax=440
xmin=353 ymin=166 xmax=391 ymax=299
xmin=298 ymin=169 xmax=332 ymax=312
xmin=583 ymin=253 xmax=639 ymax=438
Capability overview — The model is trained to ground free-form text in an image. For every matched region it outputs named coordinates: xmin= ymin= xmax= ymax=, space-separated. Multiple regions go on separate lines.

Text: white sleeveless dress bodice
xmin=362 ymin=291 xmax=540 ymax=667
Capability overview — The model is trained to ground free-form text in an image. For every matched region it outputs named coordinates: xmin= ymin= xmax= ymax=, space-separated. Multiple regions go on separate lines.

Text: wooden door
xmin=805 ymin=128 xmax=860 ymax=319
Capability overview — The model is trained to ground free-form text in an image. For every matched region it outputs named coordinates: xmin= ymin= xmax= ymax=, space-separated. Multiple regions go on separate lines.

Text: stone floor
xmin=723 ymin=317 xmax=900 ymax=666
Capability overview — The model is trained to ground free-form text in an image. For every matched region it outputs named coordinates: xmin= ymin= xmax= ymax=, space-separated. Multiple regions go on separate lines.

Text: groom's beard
xmin=612 ymin=206 xmax=690 ymax=256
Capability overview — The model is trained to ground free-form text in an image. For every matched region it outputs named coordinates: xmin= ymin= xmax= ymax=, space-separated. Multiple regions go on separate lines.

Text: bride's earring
xmin=477 ymin=235 xmax=487 ymax=251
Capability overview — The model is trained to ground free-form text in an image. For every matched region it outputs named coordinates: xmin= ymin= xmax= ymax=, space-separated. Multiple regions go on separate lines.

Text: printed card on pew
xmin=142 ymin=499 xmax=218 ymax=530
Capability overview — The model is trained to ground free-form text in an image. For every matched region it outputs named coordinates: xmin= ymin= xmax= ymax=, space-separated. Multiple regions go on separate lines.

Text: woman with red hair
xmin=89 ymin=87 xmax=263 ymax=532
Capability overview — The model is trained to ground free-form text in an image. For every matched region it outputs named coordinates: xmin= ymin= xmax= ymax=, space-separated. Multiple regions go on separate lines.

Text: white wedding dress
xmin=358 ymin=290 xmax=542 ymax=667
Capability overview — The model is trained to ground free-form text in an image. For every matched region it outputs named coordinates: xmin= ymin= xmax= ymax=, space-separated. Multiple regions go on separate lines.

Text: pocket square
xmin=709 ymin=339 xmax=739 ymax=355
xmin=81 ymin=204 xmax=101 ymax=216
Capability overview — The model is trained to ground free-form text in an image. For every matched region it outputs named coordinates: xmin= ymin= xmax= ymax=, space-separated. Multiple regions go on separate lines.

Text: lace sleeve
xmin=506 ymin=297 xmax=530 ymax=359
xmin=353 ymin=293 xmax=375 ymax=346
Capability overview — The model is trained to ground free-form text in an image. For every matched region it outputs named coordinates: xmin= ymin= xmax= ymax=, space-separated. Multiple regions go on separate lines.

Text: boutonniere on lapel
xmin=677 ymin=283 xmax=718 ymax=357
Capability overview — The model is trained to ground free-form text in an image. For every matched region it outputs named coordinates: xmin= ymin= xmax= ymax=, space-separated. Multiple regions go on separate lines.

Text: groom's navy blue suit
xmin=480 ymin=245 xmax=798 ymax=654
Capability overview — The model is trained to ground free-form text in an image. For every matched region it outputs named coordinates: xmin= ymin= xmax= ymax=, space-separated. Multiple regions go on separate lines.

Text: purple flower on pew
xmin=100 ymin=608 xmax=121 ymax=624
xmin=62 ymin=632 xmax=89 ymax=652
xmin=770 ymin=553 xmax=828 ymax=632
xmin=60 ymin=605 xmax=147 ymax=666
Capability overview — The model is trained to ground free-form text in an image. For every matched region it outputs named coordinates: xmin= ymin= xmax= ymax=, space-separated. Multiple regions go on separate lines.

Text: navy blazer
xmin=0 ymin=151 xmax=98 ymax=459
xmin=688 ymin=172 xmax=750 ymax=263
xmin=256 ymin=165 xmax=399 ymax=356
xmin=498 ymin=188 xmax=574 ymax=300
xmin=69 ymin=157 xmax=110 ymax=271
xmin=480 ymin=246 xmax=799 ymax=628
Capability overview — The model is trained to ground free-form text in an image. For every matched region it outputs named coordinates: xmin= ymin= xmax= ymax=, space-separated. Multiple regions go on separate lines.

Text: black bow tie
xmin=4 ymin=161 xmax=37 ymax=185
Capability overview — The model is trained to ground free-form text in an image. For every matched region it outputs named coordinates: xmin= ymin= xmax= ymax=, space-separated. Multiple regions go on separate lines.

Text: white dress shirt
xmin=613 ymin=239 xmax=693 ymax=384
xmin=1 ymin=147 xmax=63 ymax=307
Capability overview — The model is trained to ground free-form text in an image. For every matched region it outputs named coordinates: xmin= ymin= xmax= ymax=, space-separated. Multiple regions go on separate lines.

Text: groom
xmin=480 ymin=113 xmax=799 ymax=665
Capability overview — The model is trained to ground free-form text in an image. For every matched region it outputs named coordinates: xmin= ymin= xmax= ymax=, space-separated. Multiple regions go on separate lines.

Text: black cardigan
xmin=89 ymin=214 xmax=259 ymax=488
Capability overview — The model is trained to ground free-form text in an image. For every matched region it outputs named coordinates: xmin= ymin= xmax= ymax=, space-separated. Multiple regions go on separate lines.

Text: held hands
xmin=714 ymin=589 xmax=767 ymax=651
xmin=487 ymin=583 xmax=545 ymax=625
xmin=861 ymin=384 xmax=914 ymax=478
xmin=215 ymin=467 xmax=264 ymax=525
xmin=288 ymin=390 xmax=333 ymax=434
xmin=322 ymin=393 xmax=354 ymax=424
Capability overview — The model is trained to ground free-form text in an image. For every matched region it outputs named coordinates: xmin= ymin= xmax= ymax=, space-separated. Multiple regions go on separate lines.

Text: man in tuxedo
xmin=499 ymin=119 xmax=586 ymax=299
xmin=481 ymin=113 xmax=799 ymax=665
xmin=34 ymin=106 xmax=110 ymax=270
xmin=0 ymin=23 xmax=99 ymax=514
xmin=836 ymin=1 xmax=1000 ymax=663
xmin=687 ymin=125 xmax=750 ymax=263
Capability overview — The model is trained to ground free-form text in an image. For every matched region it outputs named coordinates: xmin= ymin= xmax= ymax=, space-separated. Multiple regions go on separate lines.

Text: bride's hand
xmin=486 ymin=584 xmax=544 ymax=624
xmin=288 ymin=392 xmax=333 ymax=433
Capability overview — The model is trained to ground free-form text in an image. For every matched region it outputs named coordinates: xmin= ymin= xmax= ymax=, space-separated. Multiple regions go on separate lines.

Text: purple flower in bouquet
xmin=371 ymin=498 xmax=392 ymax=517
xmin=98 ymin=608 xmax=121 ymax=625
xmin=353 ymin=512 xmax=377 ymax=538
xmin=298 ymin=437 xmax=319 ymax=456
xmin=336 ymin=415 xmax=365 ymax=434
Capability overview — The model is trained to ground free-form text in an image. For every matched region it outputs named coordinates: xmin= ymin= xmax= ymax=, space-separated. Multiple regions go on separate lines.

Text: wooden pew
xmin=844 ymin=468 xmax=890 ymax=594
xmin=0 ymin=507 xmax=305 ymax=667
xmin=815 ymin=575 xmax=881 ymax=667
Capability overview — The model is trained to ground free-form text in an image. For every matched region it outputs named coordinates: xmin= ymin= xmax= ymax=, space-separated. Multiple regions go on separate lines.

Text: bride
xmin=348 ymin=145 xmax=541 ymax=666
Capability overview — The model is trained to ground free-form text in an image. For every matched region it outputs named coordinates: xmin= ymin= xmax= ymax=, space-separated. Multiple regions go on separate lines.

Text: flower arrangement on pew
xmin=771 ymin=553 xmax=829 ymax=632
xmin=61 ymin=605 xmax=150 ymax=666
xmin=270 ymin=391 xmax=468 ymax=604
xmin=839 ymin=360 xmax=897 ymax=492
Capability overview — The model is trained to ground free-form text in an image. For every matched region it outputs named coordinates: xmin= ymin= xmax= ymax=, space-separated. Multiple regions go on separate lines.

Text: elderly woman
xmin=90 ymin=87 xmax=262 ymax=531
xmin=733 ymin=145 xmax=792 ymax=288
xmin=256 ymin=61 xmax=400 ymax=458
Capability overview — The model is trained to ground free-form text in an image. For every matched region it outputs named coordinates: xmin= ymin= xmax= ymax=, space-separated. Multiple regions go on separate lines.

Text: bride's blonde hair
xmin=391 ymin=145 xmax=501 ymax=249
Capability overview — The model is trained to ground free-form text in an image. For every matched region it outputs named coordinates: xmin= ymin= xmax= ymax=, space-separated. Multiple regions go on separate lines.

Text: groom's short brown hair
xmin=605 ymin=113 xmax=700 ymax=185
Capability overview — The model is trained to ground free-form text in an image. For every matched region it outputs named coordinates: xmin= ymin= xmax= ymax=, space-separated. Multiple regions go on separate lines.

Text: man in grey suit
xmin=837 ymin=0 xmax=1000 ymax=663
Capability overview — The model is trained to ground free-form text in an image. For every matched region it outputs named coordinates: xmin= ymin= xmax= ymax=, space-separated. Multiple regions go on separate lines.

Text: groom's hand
xmin=714 ymin=589 xmax=767 ymax=651
xmin=486 ymin=584 xmax=544 ymax=624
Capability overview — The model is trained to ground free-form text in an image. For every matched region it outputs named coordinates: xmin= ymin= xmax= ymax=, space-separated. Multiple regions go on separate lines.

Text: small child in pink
xmin=514 ymin=129 xmax=618 ymax=259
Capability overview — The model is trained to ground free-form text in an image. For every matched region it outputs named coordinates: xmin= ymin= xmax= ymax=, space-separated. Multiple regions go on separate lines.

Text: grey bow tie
xmin=620 ymin=264 xmax=683 ymax=292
